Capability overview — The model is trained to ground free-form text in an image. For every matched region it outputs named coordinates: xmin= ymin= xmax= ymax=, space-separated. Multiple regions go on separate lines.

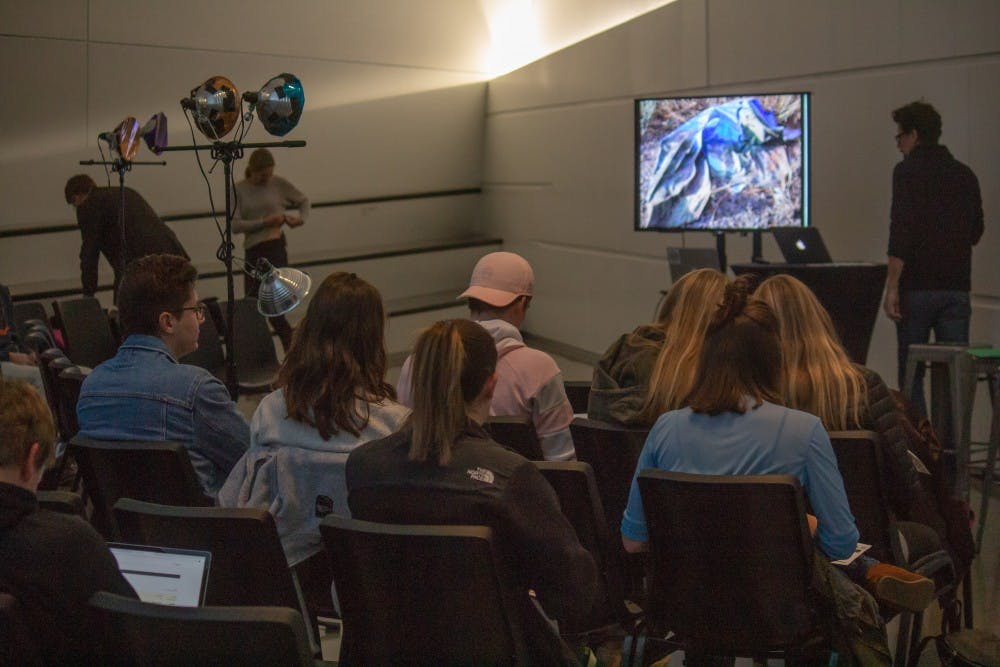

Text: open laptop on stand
xmin=109 ymin=543 xmax=211 ymax=607
xmin=772 ymin=227 xmax=833 ymax=264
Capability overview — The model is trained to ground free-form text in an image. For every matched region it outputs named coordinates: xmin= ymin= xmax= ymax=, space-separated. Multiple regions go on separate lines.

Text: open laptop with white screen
xmin=109 ymin=543 xmax=211 ymax=607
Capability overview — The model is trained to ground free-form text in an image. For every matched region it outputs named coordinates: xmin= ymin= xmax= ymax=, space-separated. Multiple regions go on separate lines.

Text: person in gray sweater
xmin=219 ymin=272 xmax=408 ymax=566
xmin=231 ymin=148 xmax=310 ymax=351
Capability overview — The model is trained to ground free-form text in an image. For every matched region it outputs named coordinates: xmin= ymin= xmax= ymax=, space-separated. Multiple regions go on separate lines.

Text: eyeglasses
xmin=175 ymin=303 xmax=207 ymax=320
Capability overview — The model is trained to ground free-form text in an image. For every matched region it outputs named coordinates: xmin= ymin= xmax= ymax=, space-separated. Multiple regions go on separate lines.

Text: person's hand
xmin=284 ymin=214 xmax=304 ymax=228
xmin=883 ymin=288 xmax=901 ymax=321
xmin=264 ymin=212 xmax=285 ymax=227
xmin=7 ymin=351 xmax=37 ymax=366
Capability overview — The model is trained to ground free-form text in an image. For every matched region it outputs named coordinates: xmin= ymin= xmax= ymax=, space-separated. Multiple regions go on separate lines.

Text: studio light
xmin=141 ymin=112 xmax=168 ymax=154
xmin=243 ymin=73 xmax=305 ymax=137
xmin=254 ymin=260 xmax=312 ymax=317
xmin=181 ymin=76 xmax=240 ymax=140
xmin=114 ymin=117 xmax=141 ymax=161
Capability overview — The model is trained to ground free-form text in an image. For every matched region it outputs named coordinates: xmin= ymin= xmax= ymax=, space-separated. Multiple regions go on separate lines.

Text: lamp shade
xmin=141 ymin=112 xmax=168 ymax=154
xmin=257 ymin=264 xmax=311 ymax=317
xmin=185 ymin=76 xmax=239 ymax=140
xmin=249 ymin=73 xmax=305 ymax=137
xmin=115 ymin=117 xmax=141 ymax=161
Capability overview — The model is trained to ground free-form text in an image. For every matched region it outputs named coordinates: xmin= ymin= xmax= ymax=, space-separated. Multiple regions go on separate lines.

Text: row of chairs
xmin=13 ymin=296 xmax=280 ymax=393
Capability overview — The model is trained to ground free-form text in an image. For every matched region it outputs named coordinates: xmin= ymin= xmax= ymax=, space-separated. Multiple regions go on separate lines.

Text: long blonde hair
xmin=406 ymin=320 xmax=497 ymax=465
xmin=754 ymin=274 xmax=868 ymax=430
xmin=639 ymin=268 xmax=728 ymax=423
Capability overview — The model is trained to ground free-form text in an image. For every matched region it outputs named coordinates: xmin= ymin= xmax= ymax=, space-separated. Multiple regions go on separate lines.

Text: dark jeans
xmin=895 ymin=290 xmax=970 ymax=415
xmin=245 ymin=236 xmax=294 ymax=352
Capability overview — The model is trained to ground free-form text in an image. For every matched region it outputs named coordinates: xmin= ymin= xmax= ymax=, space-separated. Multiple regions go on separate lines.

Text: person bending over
xmin=589 ymin=268 xmax=728 ymax=426
xmin=77 ymin=254 xmax=249 ymax=496
xmin=348 ymin=319 xmax=598 ymax=664
xmin=64 ymin=174 xmax=188 ymax=298
xmin=397 ymin=251 xmax=576 ymax=461
xmin=220 ymin=272 xmax=409 ymax=566
xmin=0 ymin=379 xmax=137 ymax=664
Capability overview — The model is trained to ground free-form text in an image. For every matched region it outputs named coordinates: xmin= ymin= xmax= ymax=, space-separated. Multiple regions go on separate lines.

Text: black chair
xmin=69 ymin=437 xmax=213 ymax=539
xmin=829 ymin=430 xmax=960 ymax=665
xmin=319 ymin=515 xmax=531 ymax=665
xmin=52 ymin=297 xmax=118 ymax=368
xmin=224 ymin=298 xmax=280 ymax=393
xmin=534 ymin=461 xmax=631 ymax=638
xmin=564 ymin=380 xmax=592 ymax=414
xmin=624 ymin=471 xmax=828 ymax=666
xmin=54 ymin=366 xmax=88 ymax=441
xmin=11 ymin=300 xmax=48 ymax=340
xmin=179 ymin=306 xmax=226 ymax=380
xmin=484 ymin=415 xmax=545 ymax=460
xmin=0 ymin=592 xmax=43 ymax=667
xmin=38 ymin=352 xmax=72 ymax=440
xmin=36 ymin=490 xmax=85 ymax=517
xmin=90 ymin=592 xmax=316 ymax=667
xmin=112 ymin=499 xmax=319 ymax=652
xmin=20 ymin=330 xmax=52 ymax=356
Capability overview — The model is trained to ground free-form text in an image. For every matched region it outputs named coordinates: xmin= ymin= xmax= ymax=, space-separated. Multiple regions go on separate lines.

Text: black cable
xmin=183 ymin=109 xmax=231 ymax=264
xmin=97 ymin=142 xmax=111 ymax=187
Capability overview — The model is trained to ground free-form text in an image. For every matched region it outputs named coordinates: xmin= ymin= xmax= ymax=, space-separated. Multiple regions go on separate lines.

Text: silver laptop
xmin=772 ymin=227 xmax=833 ymax=264
xmin=109 ymin=543 xmax=211 ymax=607
xmin=667 ymin=247 xmax=721 ymax=281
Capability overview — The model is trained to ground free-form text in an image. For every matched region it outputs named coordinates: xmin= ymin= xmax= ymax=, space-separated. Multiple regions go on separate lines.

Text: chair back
xmin=225 ymin=298 xmax=279 ymax=393
xmin=54 ymin=366 xmax=88 ymax=440
xmin=90 ymin=592 xmax=314 ymax=667
xmin=12 ymin=300 xmax=49 ymax=340
xmin=563 ymin=380 xmax=591 ymax=414
xmin=320 ymin=516 xmax=530 ymax=665
xmin=179 ymin=308 xmax=226 ymax=380
xmin=113 ymin=499 xmax=301 ymax=612
xmin=569 ymin=417 xmax=649 ymax=533
xmin=534 ymin=461 xmax=628 ymax=632
xmin=827 ymin=430 xmax=895 ymax=563
xmin=0 ymin=592 xmax=43 ymax=667
xmin=69 ymin=437 xmax=212 ymax=539
xmin=638 ymin=471 xmax=817 ymax=654
xmin=52 ymin=297 xmax=118 ymax=368
xmin=484 ymin=416 xmax=544 ymax=460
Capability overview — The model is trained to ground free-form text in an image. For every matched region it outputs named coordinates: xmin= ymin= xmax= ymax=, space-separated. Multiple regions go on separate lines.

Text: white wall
xmin=484 ymin=0 xmax=1000 ymax=395
xmin=0 ymin=1 xmax=489 ymax=306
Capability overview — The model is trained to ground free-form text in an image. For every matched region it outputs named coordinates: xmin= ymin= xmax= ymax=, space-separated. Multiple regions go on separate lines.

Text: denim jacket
xmin=76 ymin=334 xmax=250 ymax=496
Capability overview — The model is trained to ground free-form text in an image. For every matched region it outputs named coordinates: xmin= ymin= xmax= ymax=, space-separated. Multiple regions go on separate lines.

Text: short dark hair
xmin=892 ymin=101 xmax=942 ymax=145
xmin=686 ymin=281 xmax=782 ymax=415
xmin=116 ymin=254 xmax=198 ymax=338
xmin=64 ymin=174 xmax=96 ymax=204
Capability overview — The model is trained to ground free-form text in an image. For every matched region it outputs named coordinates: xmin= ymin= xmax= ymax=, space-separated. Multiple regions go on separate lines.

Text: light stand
xmin=160 ymin=139 xmax=306 ymax=399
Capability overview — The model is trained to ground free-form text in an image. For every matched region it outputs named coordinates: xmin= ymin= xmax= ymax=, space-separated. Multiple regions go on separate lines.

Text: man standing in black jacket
xmin=882 ymin=101 xmax=984 ymax=414
xmin=64 ymin=174 xmax=189 ymax=297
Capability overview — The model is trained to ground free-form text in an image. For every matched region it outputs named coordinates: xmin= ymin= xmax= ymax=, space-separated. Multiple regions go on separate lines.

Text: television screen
xmin=635 ymin=93 xmax=809 ymax=231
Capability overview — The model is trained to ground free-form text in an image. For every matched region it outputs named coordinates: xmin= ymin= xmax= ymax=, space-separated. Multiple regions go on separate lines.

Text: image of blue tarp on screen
xmin=642 ymin=97 xmax=801 ymax=230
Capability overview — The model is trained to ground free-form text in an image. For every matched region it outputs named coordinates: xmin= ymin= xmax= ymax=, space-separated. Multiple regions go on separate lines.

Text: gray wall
xmin=484 ymin=0 xmax=999 ymax=394
xmin=0 ymin=1 xmax=489 ymax=317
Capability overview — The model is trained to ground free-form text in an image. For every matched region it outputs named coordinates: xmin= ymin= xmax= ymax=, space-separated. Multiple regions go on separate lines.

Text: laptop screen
xmin=109 ymin=543 xmax=211 ymax=607
xmin=772 ymin=227 xmax=832 ymax=264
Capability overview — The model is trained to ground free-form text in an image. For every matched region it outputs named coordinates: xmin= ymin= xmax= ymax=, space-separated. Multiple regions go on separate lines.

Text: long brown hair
xmin=754 ymin=274 xmax=868 ymax=430
xmin=639 ymin=268 xmax=728 ymax=423
xmin=686 ymin=279 xmax=782 ymax=415
xmin=406 ymin=320 xmax=497 ymax=465
xmin=278 ymin=272 xmax=394 ymax=439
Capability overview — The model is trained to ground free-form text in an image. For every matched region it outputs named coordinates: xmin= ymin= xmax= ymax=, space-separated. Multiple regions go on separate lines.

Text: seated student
xmin=77 ymin=254 xmax=249 ymax=496
xmin=755 ymin=274 xmax=960 ymax=570
xmin=219 ymin=272 xmax=409 ymax=566
xmin=588 ymin=268 xmax=727 ymax=426
xmin=0 ymin=380 xmax=137 ymax=664
xmin=348 ymin=319 xmax=598 ymax=664
xmin=397 ymin=252 xmax=576 ymax=460
xmin=620 ymin=283 xmax=934 ymax=661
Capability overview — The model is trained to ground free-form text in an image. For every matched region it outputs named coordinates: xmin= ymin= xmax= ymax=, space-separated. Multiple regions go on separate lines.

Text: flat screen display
xmin=635 ymin=93 xmax=809 ymax=231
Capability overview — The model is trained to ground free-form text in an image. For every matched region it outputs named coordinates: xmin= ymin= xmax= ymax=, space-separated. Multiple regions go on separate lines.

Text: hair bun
xmin=708 ymin=274 xmax=758 ymax=333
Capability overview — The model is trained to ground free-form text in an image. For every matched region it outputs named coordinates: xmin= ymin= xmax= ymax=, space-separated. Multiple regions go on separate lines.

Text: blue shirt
xmin=621 ymin=400 xmax=859 ymax=561
xmin=77 ymin=334 xmax=250 ymax=496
